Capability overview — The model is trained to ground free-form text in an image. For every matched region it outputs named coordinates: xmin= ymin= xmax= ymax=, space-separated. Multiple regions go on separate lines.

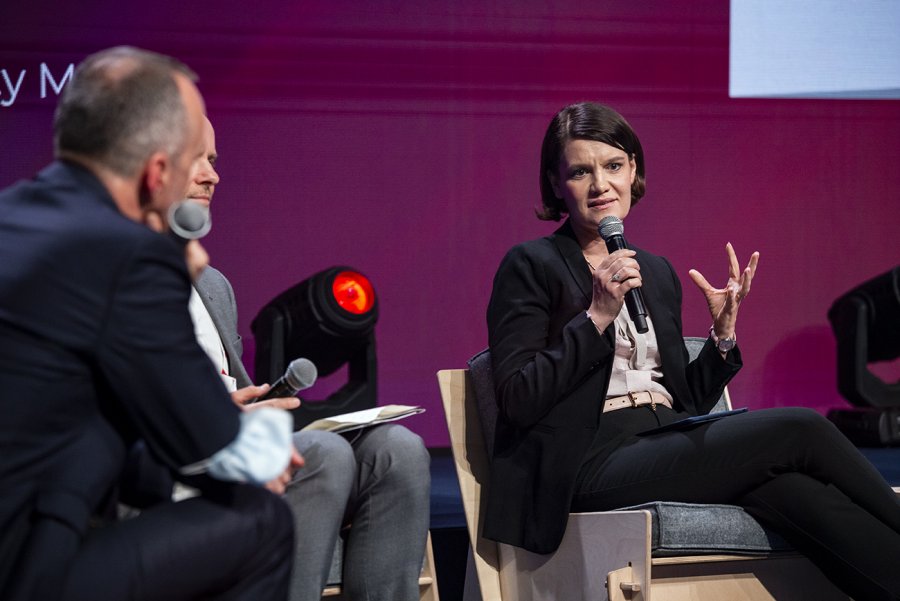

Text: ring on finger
xmin=610 ymin=272 xmax=622 ymax=283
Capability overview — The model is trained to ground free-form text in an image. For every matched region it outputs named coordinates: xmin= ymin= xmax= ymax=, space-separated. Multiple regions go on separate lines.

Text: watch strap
xmin=709 ymin=326 xmax=736 ymax=352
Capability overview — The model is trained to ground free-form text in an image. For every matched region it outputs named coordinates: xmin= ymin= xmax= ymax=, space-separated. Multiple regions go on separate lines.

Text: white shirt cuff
xmin=181 ymin=408 xmax=293 ymax=484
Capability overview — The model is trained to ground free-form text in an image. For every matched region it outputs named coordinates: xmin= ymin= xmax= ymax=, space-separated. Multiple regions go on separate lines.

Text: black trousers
xmin=57 ymin=482 xmax=293 ymax=601
xmin=572 ymin=407 xmax=900 ymax=601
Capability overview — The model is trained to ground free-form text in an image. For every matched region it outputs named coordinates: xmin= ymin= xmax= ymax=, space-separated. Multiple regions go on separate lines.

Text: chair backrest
xmin=683 ymin=336 xmax=732 ymax=413
xmin=437 ymin=368 xmax=503 ymax=601
xmin=466 ymin=349 xmax=498 ymax=456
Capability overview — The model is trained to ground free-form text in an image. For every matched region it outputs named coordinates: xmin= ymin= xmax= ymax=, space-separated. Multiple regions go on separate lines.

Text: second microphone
xmin=256 ymin=357 xmax=318 ymax=401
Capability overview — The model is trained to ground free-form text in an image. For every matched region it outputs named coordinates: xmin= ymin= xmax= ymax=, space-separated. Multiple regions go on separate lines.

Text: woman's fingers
xmin=746 ymin=251 xmax=760 ymax=279
xmin=726 ymin=242 xmax=741 ymax=280
xmin=608 ymin=265 xmax=641 ymax=286
xmin=688 ymin=268 xmax=714 ymax=293
xmin=737 ymin=252 xmax=760 ymax=299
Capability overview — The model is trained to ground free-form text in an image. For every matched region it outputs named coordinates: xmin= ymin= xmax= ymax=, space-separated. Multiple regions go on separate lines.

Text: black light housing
xmin=251 ymin=265 xmax=379 ymax=429
xmin=826 ymin=265 xmax=900 ymax=445
xmin=828 ymin=266 xmax=900 ymax=408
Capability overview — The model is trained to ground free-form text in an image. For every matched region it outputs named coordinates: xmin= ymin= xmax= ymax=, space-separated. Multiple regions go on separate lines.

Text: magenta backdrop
xmin=2 ymin=1 xmax=898 ymax=447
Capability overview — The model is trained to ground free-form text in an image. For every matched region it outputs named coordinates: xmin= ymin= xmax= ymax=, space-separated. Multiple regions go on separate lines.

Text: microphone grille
xmin=597 ymin=216 xmax=624 ymax=240
xmin=284 ymin=358 xmax=318 ymax=391
xmin=168 ymin=200 xmax=212 ymax=240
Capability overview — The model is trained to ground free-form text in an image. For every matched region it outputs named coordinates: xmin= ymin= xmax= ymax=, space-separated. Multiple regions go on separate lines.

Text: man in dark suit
xmin=187 ymin=116 xmax=431 ymax=601
xmin=0 ymin=47 xmax=294 ymax=601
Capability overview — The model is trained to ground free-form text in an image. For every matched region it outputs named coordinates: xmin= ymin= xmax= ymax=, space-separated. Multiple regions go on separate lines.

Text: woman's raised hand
xmin=688 ymin=243 xmax=759 ymax=340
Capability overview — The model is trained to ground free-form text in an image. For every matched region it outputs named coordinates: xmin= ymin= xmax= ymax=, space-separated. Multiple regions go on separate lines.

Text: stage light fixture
xmin=251 ymin=266 xmax=379 ymax=429
xmin=827 ymin=265 xmax=900 ymax=446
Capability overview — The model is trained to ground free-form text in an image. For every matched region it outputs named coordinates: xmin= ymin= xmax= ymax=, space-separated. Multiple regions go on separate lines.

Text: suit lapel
xmin=551 ymin=220 xmax=617 ymax=340
xmin=634 ymin=248 xmax=665 ymax=329
xmin=194 ymin=279 xmax=226 ymax=341
xmin=633 ymin=252 xmax=693 ymax=409
xmin=552 ymin=223 xmax=684 ymax=374
xmin=193 ymin=279 xmax=243 ymax=381
xmin=550 ymin=221 xmax=695 ymax=410
xmin=631 ymin=249 xmax=675 ymax=346
xmin=551 ymin=220 xmax=592 ymax=303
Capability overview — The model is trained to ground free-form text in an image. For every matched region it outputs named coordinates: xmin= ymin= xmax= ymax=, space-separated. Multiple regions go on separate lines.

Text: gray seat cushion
xmin=622 ymin=501 xmax=791 ymax=556
xmin=468 ymin=342 xmax=792 ymax=557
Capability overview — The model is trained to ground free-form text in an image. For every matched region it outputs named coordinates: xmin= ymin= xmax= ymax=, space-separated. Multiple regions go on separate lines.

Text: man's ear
xmin=139 ymin=151 xmax=170 ymax=209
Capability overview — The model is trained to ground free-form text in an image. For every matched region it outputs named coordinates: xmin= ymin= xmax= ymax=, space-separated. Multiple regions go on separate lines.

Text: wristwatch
xmin=709 ymin=326 xmax=736 ymax=352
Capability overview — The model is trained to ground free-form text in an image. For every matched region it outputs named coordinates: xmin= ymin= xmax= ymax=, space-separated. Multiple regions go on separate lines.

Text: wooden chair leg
xmin=419 ymin=531 xmax=440 ymax=601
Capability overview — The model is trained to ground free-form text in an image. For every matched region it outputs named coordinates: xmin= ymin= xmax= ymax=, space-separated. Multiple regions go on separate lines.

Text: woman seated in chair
xmin=484 ymin=101 xmax=900 ymax=601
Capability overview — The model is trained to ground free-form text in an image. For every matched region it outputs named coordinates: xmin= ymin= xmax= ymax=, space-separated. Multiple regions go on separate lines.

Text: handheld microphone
xmin=598 ymin=216 xmax=649 ymax=333
xmin=257 ymin=358 xmax=318 ymax=402
xmin=168 ymin=200 xmax=211 ymax=244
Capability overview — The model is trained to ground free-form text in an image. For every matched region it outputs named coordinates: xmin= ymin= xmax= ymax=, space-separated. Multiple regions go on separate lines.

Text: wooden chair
xmin=320 ymin=532 xmax=440 ymax=600
xmin=437 ymin=339 xmax=850 ymax=601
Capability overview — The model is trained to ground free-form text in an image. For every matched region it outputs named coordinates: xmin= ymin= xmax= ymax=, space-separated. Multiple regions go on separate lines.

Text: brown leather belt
xmin=603 ymin=391 xmax=672 ymax=413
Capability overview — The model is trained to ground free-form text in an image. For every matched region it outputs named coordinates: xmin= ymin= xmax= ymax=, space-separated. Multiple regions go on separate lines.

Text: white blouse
xmin=604 ymin=305 xmax=674 ymax=404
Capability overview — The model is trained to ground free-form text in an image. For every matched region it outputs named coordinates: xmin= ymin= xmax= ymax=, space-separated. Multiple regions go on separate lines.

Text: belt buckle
xmin=629 ymin=391 xmax=657 ymax=411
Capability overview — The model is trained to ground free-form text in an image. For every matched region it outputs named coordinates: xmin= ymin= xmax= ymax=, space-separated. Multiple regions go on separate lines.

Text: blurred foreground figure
xmin=0 ymin=46 xmax=294 ymax=601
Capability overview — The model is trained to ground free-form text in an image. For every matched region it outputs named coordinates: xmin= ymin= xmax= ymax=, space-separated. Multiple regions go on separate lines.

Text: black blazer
xmin=483 ymin=220 xmax=741 ymax=554
xmin=0 ymin=162 xmax=240 ymax=599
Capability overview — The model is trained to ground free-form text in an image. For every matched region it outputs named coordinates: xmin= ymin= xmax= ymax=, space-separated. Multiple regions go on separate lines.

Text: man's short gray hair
xmin=53 ymin=46 xmax=198 ymax=177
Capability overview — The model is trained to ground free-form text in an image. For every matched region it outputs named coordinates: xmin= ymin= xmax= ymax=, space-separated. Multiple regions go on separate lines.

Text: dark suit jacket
xmin=119 ymin=269 xmax=254 ymax=510
xmin=0 ymin=161 xmax=240 ymax=599
xmin=483 ymin=219 xmax=741 ymax=554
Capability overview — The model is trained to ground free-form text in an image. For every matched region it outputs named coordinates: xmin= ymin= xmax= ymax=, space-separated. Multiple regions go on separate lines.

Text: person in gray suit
xmin=188 ymin=117 xmax=431 ymax=601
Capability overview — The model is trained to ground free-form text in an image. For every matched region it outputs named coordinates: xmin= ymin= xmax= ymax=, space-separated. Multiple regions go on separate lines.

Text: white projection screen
xmin=730 ymin=0 xmax=900 ymax=98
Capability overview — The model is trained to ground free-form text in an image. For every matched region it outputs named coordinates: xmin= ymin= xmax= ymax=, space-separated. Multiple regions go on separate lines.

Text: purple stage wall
xmin=2 ymin=1 xmax=898 ymax=447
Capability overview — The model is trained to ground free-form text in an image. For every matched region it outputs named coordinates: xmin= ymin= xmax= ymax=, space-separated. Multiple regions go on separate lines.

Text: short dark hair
xmin=537 ymin=102 xmax=646 ymax=221
xmin=53 ymin=46 xmax=198 ymax=177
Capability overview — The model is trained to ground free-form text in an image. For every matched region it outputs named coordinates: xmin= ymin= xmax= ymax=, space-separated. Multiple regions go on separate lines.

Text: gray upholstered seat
xmin=620 ymin=500 xmax=789 ymax=556
xmin=467 ymin=337 xmax=791 ymax=557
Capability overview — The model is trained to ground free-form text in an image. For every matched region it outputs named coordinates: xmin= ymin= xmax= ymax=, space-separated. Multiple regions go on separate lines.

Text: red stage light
xmin=253 ymin=265 xmax=380 ymax=427
xmin=332 ymin=271 xmax=375 ymax=315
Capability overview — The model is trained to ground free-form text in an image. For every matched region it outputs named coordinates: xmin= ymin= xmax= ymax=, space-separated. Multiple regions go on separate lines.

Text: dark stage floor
xmin=427 ymin=446 xmax=900 ymax=601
